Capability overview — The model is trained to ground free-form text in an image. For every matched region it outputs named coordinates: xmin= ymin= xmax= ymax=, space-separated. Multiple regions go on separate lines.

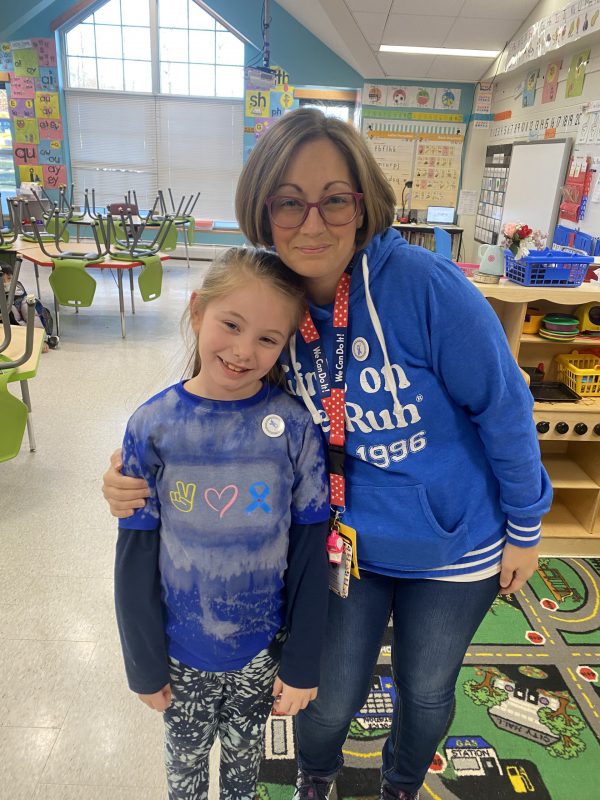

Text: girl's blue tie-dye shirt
xmin=119 ymin=380 xmax=329 ymax=673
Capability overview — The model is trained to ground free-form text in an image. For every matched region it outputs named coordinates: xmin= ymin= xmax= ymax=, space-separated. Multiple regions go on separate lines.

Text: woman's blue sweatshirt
xmin=282 ymin=228 xmax=552 ymax=579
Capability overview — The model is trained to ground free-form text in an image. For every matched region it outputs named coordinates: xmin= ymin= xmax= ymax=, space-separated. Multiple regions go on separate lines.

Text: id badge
xmin=328 ymin=540 xmax=352 ymax=598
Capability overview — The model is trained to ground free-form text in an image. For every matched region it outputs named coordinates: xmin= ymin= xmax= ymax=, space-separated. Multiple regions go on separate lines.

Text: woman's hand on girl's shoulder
xmin=102 ymin=448 xmax=151 ymax=518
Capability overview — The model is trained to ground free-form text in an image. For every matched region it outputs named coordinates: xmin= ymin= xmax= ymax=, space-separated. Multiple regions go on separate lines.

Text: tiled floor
xmin=1 ymin=257 xmax=221 ymax=800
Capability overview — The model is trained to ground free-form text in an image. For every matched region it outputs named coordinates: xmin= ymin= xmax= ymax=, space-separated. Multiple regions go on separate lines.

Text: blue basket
xmin=505 ymin=248 xmax=594 ymax=288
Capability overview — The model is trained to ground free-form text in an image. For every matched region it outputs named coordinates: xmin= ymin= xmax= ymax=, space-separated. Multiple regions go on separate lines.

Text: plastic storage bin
xmin=505 ymin=248 xmax=594 ymax=287
xmin=555 ymin=353 xmax=600 ymax=397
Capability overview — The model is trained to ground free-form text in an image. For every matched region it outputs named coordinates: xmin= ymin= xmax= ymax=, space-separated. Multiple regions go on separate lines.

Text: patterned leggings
xmin=164 ymin=647 xmax=280 ymax=800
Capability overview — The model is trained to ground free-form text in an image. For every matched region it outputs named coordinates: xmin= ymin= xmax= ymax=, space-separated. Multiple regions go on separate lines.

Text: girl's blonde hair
xmin=184 ymin=246 xmax=306 ymax=385
xmin=235 ymin=107 xmax=396 ymax=250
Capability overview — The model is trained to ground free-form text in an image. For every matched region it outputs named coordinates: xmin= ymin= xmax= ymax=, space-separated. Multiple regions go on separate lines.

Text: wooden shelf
xmin=542 ymin=498 xmax=589 ymax=538
xmin=520 ymin=334 xmax=600 ymax=345
xmin=543 ymin=455 xmax=598 ymax=489
xmin=533 ymin=397 xmax=600 ymax=413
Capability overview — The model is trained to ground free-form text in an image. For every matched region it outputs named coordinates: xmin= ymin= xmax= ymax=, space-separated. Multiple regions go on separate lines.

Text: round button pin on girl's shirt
xmin=262 ymin=414 xmax=285 ymax=437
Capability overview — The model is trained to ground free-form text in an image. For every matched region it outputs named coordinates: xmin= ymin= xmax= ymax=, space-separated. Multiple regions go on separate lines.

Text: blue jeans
xmin=295 ymin=570 xmax=499 ymax=794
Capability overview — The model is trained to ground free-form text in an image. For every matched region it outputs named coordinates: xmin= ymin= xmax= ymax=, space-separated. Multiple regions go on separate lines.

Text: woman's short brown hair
xmin=236 ymin=108 xmax=396 ymax=250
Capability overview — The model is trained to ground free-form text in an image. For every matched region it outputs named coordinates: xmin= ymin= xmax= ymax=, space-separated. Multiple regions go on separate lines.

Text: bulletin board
xmin=1 ymin=36 xmax=66 ymax=196
xmin=500 ymin=139 xmax=572 ymax=242
xmin=363 ymin=119 xmax=466 ymax=211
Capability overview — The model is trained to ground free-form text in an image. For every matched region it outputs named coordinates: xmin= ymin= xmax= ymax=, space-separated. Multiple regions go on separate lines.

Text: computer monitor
xmin=426 ymin=206 xmax=455 ymax=224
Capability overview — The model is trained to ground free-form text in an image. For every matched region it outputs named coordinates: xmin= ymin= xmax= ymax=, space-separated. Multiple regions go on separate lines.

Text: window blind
xmin=65 ymin=90 xmax=243 ymax=219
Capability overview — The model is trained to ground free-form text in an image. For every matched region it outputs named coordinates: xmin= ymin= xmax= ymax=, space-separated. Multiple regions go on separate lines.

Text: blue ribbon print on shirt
xmin=245 ymin=482 xmax=271 ymax=514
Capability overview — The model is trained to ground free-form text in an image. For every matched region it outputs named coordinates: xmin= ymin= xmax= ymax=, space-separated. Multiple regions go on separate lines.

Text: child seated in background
xmin=1 ymin=262 xmax=57 ymax=350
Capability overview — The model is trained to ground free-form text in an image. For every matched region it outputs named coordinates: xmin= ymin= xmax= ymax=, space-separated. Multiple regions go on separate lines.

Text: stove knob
xmin=594 ymin=424 xmax=600 ymax=436
xmin=574 ymin=423 xmax=588 ymax=435
xmin=536 ymin=421 xmax=550 ymax=433
xmin=555 ymin=422 xmax=569 ymax=434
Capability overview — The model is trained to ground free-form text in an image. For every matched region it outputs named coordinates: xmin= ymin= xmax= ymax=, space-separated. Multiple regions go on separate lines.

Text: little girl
xmin=114 ymin=247 xmax=330 ymax=800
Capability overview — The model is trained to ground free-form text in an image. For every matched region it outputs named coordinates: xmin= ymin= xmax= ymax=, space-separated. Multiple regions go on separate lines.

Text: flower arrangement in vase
xmin=502 ymin=223 xmax=547 ymax=259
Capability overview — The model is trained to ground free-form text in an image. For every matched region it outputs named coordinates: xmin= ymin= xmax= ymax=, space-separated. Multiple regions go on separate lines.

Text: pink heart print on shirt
xmin=204 ymin=485 xmax=239 ymax=518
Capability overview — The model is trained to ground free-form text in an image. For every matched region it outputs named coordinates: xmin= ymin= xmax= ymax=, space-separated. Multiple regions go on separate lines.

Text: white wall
xmin=460 ymin=2 xmax=600 ymax=262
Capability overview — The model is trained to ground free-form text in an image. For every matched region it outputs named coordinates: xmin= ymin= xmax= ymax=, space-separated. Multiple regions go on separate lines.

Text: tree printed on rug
xmin=257 ymin=557 xmax=600 ymax=799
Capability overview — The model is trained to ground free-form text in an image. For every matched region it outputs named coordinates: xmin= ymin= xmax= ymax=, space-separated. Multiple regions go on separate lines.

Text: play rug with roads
xmin=257 ymin=557 xmax=600 ymax=800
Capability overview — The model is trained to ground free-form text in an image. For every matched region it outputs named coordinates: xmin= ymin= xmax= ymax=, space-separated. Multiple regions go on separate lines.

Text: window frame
xmin=61 ymin=0 xmax=250 ymax=99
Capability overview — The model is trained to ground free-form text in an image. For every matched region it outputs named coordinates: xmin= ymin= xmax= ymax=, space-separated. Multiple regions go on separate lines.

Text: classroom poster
xmin=542 ymin=61 xmax=561 ymax=103
xmin=386 ymin=85 xmax=417 ymax=107
xmin=9 ymin=98 xmax=35 ymax=118
xmin=434 ymin=87 xmax=461 ymax=111
xmin=0 ymin=43 xmax=14 ymax=72
xmin=38 ymin=117 xmax=64 ymax=140
xmin=10 ymin=76 xmax=35 ymax=99
xmin=411 ymin=139 xmax=462 ymax=209
xmin=7 ymin=38 xmax=65 ymax=193
xmin=366 ymin=132 xmax=416 ymax=205
xmin=363 ymin=83 xmax=386 ymax=106
xmin=12 ymin=47 xmax=39 ymax=78
xmin=413 ymin=86 xmax=435 ymax=109
xmin=13 ymin=117 xmax=39 ymax=143
xmin=243 ymin=65 xmax=295 ymax=159
xmin=566 ymin=49 xmax=590 ymax=97
xmin=522 ymin=69 xmax=538 ymax=107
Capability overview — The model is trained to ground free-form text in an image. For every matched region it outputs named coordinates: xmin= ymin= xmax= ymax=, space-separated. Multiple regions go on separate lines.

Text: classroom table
xmin=2 ymin=325 xmax=44 ymax=452
xmin=17 ymin=242 xmax=169 ymax=339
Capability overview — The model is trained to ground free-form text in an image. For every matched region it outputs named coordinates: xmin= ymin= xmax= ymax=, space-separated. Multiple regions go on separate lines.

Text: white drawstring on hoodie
xmin=289 ymin=252 xmax=403 ymax=426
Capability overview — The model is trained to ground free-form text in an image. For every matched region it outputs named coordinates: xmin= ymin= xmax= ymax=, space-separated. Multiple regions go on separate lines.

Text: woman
xmin=104 ymin=108 xmax=551 ymax=800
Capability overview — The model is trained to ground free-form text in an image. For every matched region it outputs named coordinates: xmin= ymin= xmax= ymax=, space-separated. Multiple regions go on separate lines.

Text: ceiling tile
xmin=382 ymin=14 xmax=454 ymax=47
xmin=427 ymin=55 xmax=494 ymax=82
xmin=353 ymin=12 xmax=388 ymax=45
xmin=376 ymin=52 xmax=436 ymax=79
xmin=345 ymin=0 xmax=394 ymax=13
xmin=460 ymin=0 xmax=539 ymax=20
xmin=391 ymin=0 xmax=464 ymax=14
xmin=444 ymin=17 xmax=523 ymax=50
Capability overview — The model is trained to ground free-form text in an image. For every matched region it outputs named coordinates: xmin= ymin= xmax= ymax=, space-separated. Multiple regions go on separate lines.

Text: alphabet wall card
xmin=38 ymin=140 xmax=63 ymax=166
xmin=12 ymin=47 xmax=39 ymax=78
xmin=434 ymin=87 xmax=461 ymax=111
xmin=32 ymin=38 xmax=57 ymax=67
xmin=0 ymin=43 xmax=13 ymax=72
xmin=245 ymin=89 xmax=270 ymax=117
xmin=10 ymin=76 xmax=35 ymax=99
xmin=19 ymin=164 xmax=43 ymax=185
xmin=13 ymin=117 xmax=39 ymax=144
xmin=35 ymin=91 xmax=60 ymax=119
xmin=566 ymin=49 xmax=590 ymax=97
xmin=542 ymin=61 xmax=561 ymax=103
xmin=522 ymin=69 xmax=538 ymax=107
xmin=9 ymin=98 xmax=35 ymax=119
xmin=363 ymin=84 xmax=386 ymax=106
xmin=35 ymin=67 xmax=58 ymax=92
xmin=13 ymin=143 xmax=38 ymax=166
xmin=43 ymin=164 xmax=67 ymax=189
xmin=38 ymin=117 xmax=63 ymax=140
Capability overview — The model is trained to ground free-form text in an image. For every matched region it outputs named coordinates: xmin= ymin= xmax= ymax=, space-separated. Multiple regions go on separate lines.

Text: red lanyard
xmin=299 ymin=272 xmax=350 ymax=508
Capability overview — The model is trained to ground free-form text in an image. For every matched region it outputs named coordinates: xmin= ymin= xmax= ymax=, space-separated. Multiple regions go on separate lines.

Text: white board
xmin=501 ymin=139 xmax=572 ymax=242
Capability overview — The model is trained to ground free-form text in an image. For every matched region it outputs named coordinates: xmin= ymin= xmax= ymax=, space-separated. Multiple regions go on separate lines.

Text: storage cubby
xmin=474 ymin=281 xmax=600 ymax=556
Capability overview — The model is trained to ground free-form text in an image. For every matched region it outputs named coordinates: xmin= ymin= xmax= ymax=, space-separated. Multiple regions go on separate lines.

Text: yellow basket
xmin=555 ymin=352 xmax=600 ymax=397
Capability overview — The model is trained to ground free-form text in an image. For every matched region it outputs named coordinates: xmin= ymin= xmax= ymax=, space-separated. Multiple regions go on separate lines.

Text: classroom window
xmin=63 ymin=0 xmax=245 ymax=99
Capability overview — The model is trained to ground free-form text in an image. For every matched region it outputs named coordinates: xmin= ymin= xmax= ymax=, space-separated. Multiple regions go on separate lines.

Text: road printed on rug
xmin=257 ymin=557 xmax=600 ymax=800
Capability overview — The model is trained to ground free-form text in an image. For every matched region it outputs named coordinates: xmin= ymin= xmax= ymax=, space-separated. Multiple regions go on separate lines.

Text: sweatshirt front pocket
xmin=348 ymin=483 xmax=472 ymax=571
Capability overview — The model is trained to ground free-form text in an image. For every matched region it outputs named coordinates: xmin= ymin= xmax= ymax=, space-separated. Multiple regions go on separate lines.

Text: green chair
xmin=49 ymin=259 xmax=97 ymax=307
xmin=138 ymin=255 xmax=163 ymax=302
xmin=46 ymin=216 xmax=70 ymax=242
xmin=0 ymin=363 xmax=29 ymax=462
xmin=160 ymin=222 xmax=178 ymax=253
